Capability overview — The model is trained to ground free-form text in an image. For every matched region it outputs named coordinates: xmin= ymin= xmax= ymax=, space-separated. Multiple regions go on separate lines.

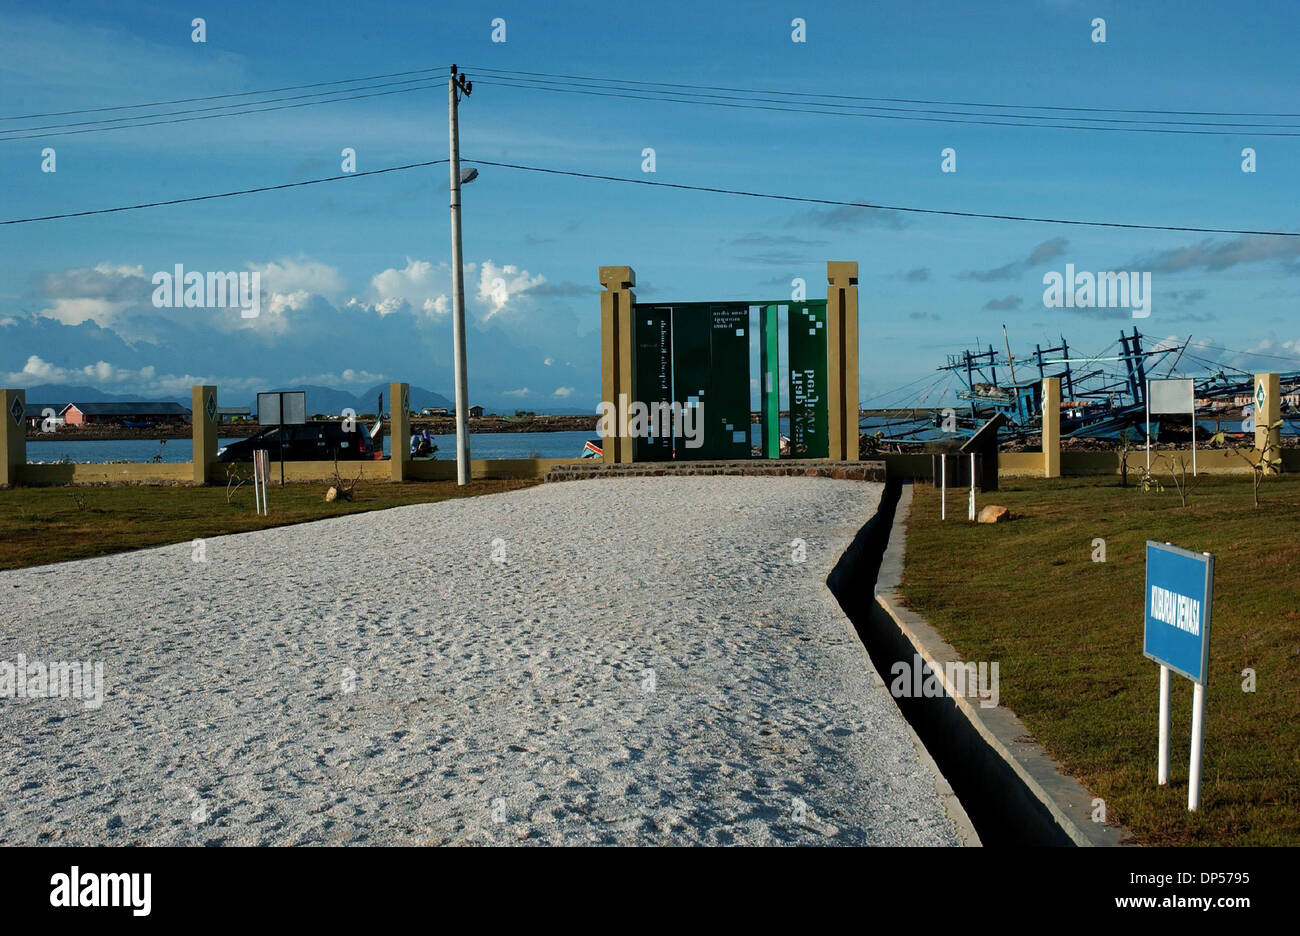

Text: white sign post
xmin=1146 ymin=378 xmax=1198 ymax=475
xmin=252 ymin=449 xmax=270 ymax=516
xmin=1144 ymin=541 xmax=1214 ymax=811
xmin=968 ymin=453 xmax=976 ymax=521
xmin=940 ymin=454 xmax=947 ymax=520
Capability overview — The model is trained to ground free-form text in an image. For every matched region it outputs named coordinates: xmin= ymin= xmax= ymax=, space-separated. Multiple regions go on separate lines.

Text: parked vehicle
xmin=217 ymin=418 xmax=383 ymax=462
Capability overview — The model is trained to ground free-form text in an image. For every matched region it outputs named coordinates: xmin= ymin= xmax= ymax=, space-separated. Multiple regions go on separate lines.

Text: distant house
xmin=62 ymin=402 xmax=190 ymax=427
xmin=217 ymin=406 xmax=251 ymax=423
xmin=469 ymin=405 xmax=485 ymax=418
xmin=26 ymin=404 xmax=66 ymax=430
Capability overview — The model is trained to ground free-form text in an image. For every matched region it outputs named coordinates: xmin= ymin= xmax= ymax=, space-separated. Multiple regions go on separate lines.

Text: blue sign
xmin=1143 ymin=542 xmax=1214 ymax=685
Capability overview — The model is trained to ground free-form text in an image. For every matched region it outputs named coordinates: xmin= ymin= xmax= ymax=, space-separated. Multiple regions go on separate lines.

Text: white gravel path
xmin=0 ymin=476 xmax=960 ymax=846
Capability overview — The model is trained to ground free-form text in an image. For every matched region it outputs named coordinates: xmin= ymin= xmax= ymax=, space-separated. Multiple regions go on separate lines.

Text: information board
xmin=787 ymin=302 xmax=828 ymax=458
xmin=1144 ymin=541 xmax=1214 ymax=685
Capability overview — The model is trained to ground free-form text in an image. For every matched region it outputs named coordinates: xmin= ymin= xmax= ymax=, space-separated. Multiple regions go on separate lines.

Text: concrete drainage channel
xmin=827 ymin=479 xmax=1129 ymax=847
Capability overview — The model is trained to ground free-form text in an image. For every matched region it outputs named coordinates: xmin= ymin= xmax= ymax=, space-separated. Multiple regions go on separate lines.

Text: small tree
xmin=1159 ymin=450 xmax=1205 ymax=508
xmin=1117 ymin=429 xmax=1132 ymax=487
xmin=1212 ymin=420 xmax=1285 ymax=508
xmin=327 ymin=453 xmax=362 ymax=502
xmin=225 ymin=463 xmax=247 ymax=505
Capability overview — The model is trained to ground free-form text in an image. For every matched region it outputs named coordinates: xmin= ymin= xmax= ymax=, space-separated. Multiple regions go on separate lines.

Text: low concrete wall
xmin=412 ymin=458 xmax=579 ymax=481
xmin=545 ymin=459 xmax=887 ymax=483
xmin=997 ymin=448 xmax=1294 ymax=478
xmin=21 ymin=462 xmax=195 ymax=485
xmin=17 ymin=458 xmax=576 ymax=486
xmin=997 ymin=452 xmax=1042 ymax=476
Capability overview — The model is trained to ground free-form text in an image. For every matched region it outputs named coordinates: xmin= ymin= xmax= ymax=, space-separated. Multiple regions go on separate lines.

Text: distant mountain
xmin=358 ymin=383 xmax=454 ymax=414
xmin=23 ymin=384 xmax=190 ymax=409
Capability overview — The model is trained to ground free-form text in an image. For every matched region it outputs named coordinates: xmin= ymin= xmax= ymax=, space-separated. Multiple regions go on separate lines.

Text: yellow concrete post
xmin=1042 ymin=377 xmax=1061 ymax=478
xmin=191 ymin=385 xmax=217 ymax=484
xmin=390 ymin=382 xmax=411 ymax=482
xmin=599 ymin=266 xmax=636 ymax=463
xmin=1 ymin=389 xmax=26 ymax=488
xmin=1255 ymin=372 xmax=1281 ymax=474
xmin=827 ymin=261 xmax=860 ymax=461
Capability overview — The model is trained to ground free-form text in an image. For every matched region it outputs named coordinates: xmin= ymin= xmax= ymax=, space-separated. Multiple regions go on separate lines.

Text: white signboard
xmin=257 ymin=391 xmax=307 ymax=426
xmin=1146 ymin=378 xmax=1198 ymax=476
xmin=1148 ymin=378 xmax=1195 ymax=415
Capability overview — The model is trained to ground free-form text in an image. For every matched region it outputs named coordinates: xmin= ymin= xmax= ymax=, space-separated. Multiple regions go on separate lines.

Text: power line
xmin=0 ymin=82 xmax=445 ymax=143
xmin=461 ymin=158 xmax=1299 ymax=236
xmin=0 ymin=65 xmax=448 ymax=121
xmin=468 ymin=72 xmax=1300 ymax=133
xmin=470 ymin=76 xmax=1300 ymax=138
xmin=0 ymin=160 xmax=448 ymax=225
xmin=4 ymin=154 xmax=1294 ymax=236
xmin=1193 ymin=342 xmax=1300 ymax=365
xmin=464 ymin=64 xmax=1300 ymax=120
xmin=0 ymin=76 xmax=445 ymax=137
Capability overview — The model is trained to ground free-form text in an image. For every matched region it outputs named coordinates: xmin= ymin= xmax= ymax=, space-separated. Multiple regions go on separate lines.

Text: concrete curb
xmin=867 ymin=483 xmax=1131 ymax=846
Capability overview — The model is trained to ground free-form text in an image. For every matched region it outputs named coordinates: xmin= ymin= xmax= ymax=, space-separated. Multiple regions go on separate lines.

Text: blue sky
xmin=1 ymin=0 xmax=1297 ymax=410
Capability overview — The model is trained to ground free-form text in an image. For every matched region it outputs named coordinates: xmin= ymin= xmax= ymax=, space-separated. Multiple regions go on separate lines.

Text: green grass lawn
xmin=0 ymin=478 xmax=538 ymax=571
xmin=900 ymin=472 xmax=1300 ymax=846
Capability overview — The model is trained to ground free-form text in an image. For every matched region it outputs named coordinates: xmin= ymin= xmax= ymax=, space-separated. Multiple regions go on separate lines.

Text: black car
xmin=217 ymin=421 xmax=383 ymax=462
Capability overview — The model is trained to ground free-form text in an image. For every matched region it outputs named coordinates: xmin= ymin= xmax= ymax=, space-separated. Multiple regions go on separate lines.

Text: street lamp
xmin=448 ymin=66 xmax=475 ymax=485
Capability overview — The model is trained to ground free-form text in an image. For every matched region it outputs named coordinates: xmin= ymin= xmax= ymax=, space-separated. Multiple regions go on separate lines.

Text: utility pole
xmin=448 ymin=65 xmax=473 ymax=485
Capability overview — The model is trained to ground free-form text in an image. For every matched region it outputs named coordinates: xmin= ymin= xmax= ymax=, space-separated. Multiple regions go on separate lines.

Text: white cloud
xmin=248 ymin=258 xmax=345 ymax=298
xmin=553 ymin=386 xmax=574 ymax=398
xmin=5 ymin=354 xmax=170 ymax=388
xmin=359 ymin=258 xmax=455 ymax=319
xmin=476 ymin=260 xmax=546 ymax=321
xmin=503 ymin=387 xmax=531 ymax=397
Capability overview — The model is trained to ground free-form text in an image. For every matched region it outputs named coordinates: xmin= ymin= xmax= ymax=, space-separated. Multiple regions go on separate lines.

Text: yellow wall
xmin=16 ymin=457 xmax=580 ymax=486
xmin=22 ymin=462 xmax=194 ymax=485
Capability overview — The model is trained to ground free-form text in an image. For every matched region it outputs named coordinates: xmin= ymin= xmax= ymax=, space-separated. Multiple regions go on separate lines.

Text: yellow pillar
xmin=1255 ymin=372 xmax=1281 ymax=474
xmin=827 ymin=261 xmax=860 ymax=461
xmin=1 ymin=389 xmax=26 ymax=488
xmin=191 ymin=385 xmax=217 ymax=484
xmin=1042 ymin=377 xmax=1061 ymax=478
xmin=390 ymin=382 xmax=411 ymax=482
xmin=599 ymin=266 xmax=636 ymax=463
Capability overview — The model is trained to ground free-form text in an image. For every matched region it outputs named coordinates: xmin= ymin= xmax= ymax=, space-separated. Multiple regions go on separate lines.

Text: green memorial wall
xmin=631 ymin=299 xmax=828 ymax=461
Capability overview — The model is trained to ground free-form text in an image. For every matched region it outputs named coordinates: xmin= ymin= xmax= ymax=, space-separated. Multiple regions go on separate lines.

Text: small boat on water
xmin=581 ymin=439 xmax=602 ymax=459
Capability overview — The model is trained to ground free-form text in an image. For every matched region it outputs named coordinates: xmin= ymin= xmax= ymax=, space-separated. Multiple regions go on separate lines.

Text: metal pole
xmin=1191 ymin=402 xmax=1198 ymax=476
xmin=1188 ymin=682 xmax=1206 ymax=810
xmin=448 ymin=71 xmax=471 ymax=486
xmin=1157 ymin=664 xmax=1170 ymax=785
